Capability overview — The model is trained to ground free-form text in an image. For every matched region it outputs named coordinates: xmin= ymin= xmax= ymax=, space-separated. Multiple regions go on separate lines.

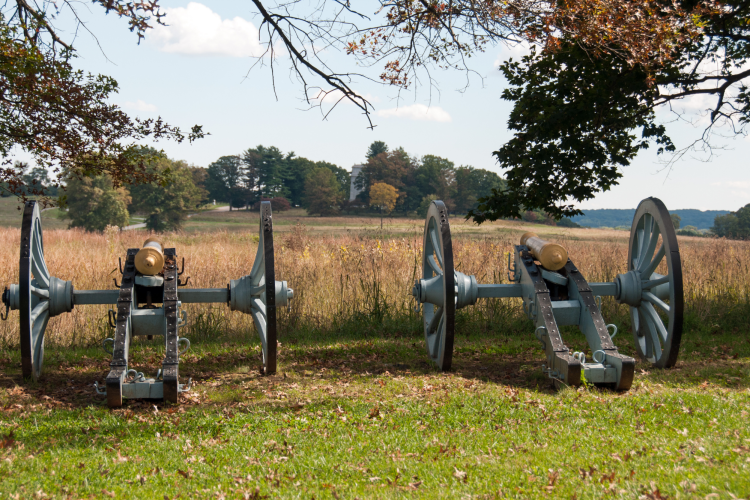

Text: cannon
xmin=1 ymin=200 xmax=293 ymax=407
xmin=411 ymin=198 xmax=683 ymax=390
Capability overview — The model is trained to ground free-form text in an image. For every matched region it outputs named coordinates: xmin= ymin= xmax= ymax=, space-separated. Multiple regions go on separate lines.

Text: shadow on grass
xmin=1 ymin=301 xmax=748 ymax=412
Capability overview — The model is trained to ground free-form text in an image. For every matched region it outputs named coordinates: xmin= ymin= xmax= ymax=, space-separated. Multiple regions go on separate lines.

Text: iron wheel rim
xmin=421 ymin=201 xmax=455 ymax=371
xmin=19 ymin=201 xmax=51 ymax=381
xmin=249 ymin=201 xmax=277 ymax=374
xmin=627 ymin=197 xmax=684 ymax=368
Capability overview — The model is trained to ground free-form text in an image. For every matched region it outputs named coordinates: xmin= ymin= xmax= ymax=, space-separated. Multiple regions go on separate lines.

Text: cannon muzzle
xmin=520 ymin=232 xmax=568 ymax=271
xmin=134 ymin=238 xmax=165 ymax=275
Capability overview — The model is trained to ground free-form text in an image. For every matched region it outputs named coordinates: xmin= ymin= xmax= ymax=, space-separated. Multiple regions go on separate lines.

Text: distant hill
xmin=570 ymin=209 xmax=730 ymax=230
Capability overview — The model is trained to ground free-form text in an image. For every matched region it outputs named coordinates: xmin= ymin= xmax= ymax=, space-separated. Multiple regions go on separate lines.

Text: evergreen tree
xmin=366 ymin=141 xmax=388 ymax=160
xmin=206 ymin=156 xmax=243 ymax=204
xmin=243 ymin=146 xmax=289 ymax=199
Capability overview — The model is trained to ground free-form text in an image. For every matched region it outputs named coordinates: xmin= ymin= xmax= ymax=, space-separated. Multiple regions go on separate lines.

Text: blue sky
xmin=45 ymin=1 xmax=750 ymax=212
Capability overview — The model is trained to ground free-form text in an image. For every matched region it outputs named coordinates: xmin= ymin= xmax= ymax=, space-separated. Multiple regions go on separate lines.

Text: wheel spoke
xmin=31 ymin=309 xmax=49 ymax=377
xmin=633 ymin=226 xmax=645 ymax=270
xmin=642 ymin=274 xmax=670 ymax=289
xmin=642 ymin=291 xmax=670 ymax=313
xmin=30 ymin=300 xmax=49 ymax=324
xmin=249 ymin=308 xmax=268 ymax=361
xmin=429 ymin=225 xmax=443 ymax=266
xmin=427 ymin=306 xmax=443 ymax=334
xmin=249 ymin=228 xmax=265 ymax=286
xmin=638 ymin=222 xmax=661 ymax=273
xmin=637 ymin=216 xmax=652 ymax=268
xmin=250 ymin=297 xmax=266 ymax=316
xmin=30 ymin=285 xmax=49 ymax=298
xmin=631 ymin=307 xmax=640 ymax=332
xmin=31 ymin=222 xmax=50 ymax=285
xmin=641 ymin=302 xmax=668 ymax=343
xmin=642 ymin=309 xmax=664 ymax=361
xmin=427 ymin=255 xmax=443 ymax=276
xmin=640 ymin=244 xmax=666 ymax=279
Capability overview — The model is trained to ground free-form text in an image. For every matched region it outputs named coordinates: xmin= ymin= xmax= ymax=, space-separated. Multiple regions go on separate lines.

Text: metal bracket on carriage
xmin=94 ymin=369 xmax=193 ymax=399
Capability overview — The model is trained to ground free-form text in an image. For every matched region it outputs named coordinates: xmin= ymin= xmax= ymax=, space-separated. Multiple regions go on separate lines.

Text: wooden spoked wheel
xmin=420 ymin=201 xmax=456 ymax=371
xmin=248 ymin=201 xmax=277 ymax=374
xmin=19 ymin=201 xmax=52 ymax=381
xmin=627 ymin=198 xmax=684 ymax=368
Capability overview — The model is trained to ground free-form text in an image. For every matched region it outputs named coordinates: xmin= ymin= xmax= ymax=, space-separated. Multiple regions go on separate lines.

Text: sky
xmin=35 ymin=0 xmax=750 ymax=212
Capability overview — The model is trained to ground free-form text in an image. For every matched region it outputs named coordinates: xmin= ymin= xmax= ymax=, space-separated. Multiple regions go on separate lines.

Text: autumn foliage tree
xmin=369 ymin=182 xmax=399 ymax=229
xmin=0 ymin=1 xmax=205 ymax=203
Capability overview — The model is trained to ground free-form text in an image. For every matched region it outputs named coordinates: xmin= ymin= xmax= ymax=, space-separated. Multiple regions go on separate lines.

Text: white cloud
xmin=150 ymin=3 xmax=263 ymax=57
xmin=712 ymin=180 xmax=750 ymax=189
xmin=122 ymin=100 xmax=157 ymax=112
xmin=375 ymin=104 xmax=451 ymax=123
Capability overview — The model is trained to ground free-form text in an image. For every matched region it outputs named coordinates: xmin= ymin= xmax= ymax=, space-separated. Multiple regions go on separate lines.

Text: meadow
xmin=0 ymin=208 xmax=748 ymax=499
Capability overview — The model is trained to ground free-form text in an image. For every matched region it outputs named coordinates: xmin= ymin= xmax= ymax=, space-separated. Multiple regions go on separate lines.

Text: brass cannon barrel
xmin=134 ymin=238 xmax=165 ymax=275
xmin=520 ymin=232 xmax=568 ymax=271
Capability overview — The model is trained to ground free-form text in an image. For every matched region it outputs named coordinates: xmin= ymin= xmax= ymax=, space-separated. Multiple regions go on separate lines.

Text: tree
xmin=305 ymin=167 xmax=344 ymax=216
xmin=315 ymin=161 xmax=350 ymax=200
xmin=129 ymin=158 xmax=203 ymax=232
xmin=712 ymin=204 xmax=750 ymax=239
xmin=406 ymin=155 xmax=456 ymax=213
xmin=242 ymin=1 xmax=707 ymax=129
xmin=369 ymin=182 xmax=399 ymax=229
xmin=243 ymin=146 xmax=289 ymax=199
xmin=417 ymin=194 xmax=439 ymax=218
xmin=190 ymin=167 xmax=209 ymax=206
xmin=0 ymin=2 xmax=205 ymax=203
xmin=64 ymin=174 xmax=131 ymax=232
xmin=366 ymin=141 xmax=388 ymax=160
xmin=206 ymin=156 xmax=243 ymax=207
xmin=671 ymin=214 xmax=682 ymax=230
xmin=355 ymin=149 xmax=413 ymax=205
xmin=285 ymin=156 xmax=317 ymax=207
xmin=454 ymin=166 xmax=506 ymax=214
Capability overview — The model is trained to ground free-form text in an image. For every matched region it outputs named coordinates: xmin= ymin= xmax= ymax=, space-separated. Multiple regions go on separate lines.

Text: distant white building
xmin=349 ymin=164 xmax=365 ymax=201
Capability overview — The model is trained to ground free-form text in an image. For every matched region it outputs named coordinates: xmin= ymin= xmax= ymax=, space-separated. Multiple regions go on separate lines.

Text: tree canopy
xmin=64 ymin=174 xmax=131 ymax=232
xmin=237 ymin=0 xmax=742 ymax=219
xmin=0 ymin=1 xmax=205 ymax=203
xmin=712 ymin=204 xmax=750 ymax=239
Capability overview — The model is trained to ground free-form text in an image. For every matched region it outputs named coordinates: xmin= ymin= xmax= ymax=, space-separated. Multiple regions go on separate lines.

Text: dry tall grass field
xmin=0 ymin=217 xmax=747 ymax=348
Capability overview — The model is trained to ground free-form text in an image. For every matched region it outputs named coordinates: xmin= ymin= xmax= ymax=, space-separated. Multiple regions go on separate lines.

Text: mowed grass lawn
xmin=0 ymin=325 xmax=748 ymax=499
xmin=0 ymin=207 xmax=748 ymax=498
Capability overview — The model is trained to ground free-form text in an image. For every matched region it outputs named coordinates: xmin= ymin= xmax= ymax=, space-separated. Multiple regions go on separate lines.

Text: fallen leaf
xmin=453 ymin=467 xmax=467 ymax=482
xmin=0 ymin=432 xmax=15 ymax=449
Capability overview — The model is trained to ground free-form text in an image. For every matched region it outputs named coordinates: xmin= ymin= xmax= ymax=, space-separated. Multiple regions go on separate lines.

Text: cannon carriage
xmin=1 ymin=200 xmax=293 ymax=407
xmin=411 ymin=197 xmax=683 ymax=390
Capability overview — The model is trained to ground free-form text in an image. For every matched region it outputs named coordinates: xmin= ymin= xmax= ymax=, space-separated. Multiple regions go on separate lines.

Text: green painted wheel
xmin=19 ymin=201 xmax=51 ymax=381
xmin=626 ymin=198 xmax=684 ymax=368
xmin=420 ymin=201 xmax=455 ymax=371
xmin=248 ymin=201 xmax=277 ymax=374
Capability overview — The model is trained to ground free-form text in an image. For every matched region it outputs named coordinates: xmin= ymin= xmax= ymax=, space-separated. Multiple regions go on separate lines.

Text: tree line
xmin=201 ymin=141 xmax=511 ymax=218
xmin=201 ymin=146 xmax=349 ymax=212
xmin=6 ymin=141 xmax=582 ymax=233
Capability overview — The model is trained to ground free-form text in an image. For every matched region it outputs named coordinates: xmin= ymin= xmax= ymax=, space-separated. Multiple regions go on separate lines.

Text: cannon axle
xmin=1 ymin=200 xmax=294 ymax=407
xmin=412 ymin=197 xmax=683 ymax=390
